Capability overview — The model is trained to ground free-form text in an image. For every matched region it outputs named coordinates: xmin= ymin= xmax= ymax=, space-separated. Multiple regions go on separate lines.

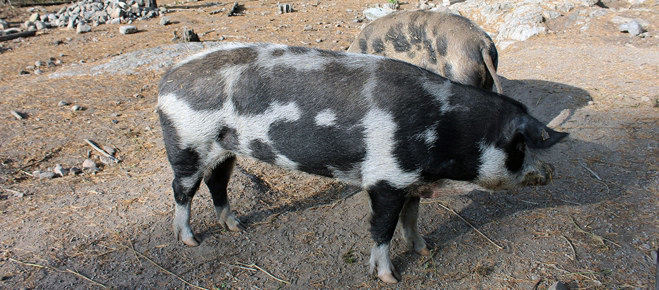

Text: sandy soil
xmin=0 ymin=0 xmax=657 ymax=288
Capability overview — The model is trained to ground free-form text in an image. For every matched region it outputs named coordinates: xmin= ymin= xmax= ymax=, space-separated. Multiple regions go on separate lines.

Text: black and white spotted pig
xmin=348 ymin=10 xmax=503 ymax=94
xmin=158 ymin=43 xmax=567 ymax=283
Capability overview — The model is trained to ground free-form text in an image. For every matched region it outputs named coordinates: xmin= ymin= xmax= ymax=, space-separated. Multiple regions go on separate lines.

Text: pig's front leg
xmin=367 ymin=182 xmax=406 ymax=283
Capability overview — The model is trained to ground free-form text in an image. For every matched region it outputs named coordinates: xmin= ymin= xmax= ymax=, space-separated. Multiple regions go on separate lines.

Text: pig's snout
xmin=522 ymin=162 xmax=555 ymax=186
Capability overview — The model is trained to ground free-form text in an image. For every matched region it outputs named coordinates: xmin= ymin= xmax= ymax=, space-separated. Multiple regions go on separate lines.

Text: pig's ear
xmin=514 ymin=115 xmax=568 ymax=149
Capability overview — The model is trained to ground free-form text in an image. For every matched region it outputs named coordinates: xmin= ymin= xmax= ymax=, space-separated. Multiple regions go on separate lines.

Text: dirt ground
xmin=0 ymin=0 xmax=657 ymax=288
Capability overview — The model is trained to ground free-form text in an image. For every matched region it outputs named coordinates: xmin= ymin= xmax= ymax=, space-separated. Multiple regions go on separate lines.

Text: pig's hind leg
xmin=204 ymin=155 xmax=244 ymax=232
xmin=398 ymin=196 xmax=431 ymax=256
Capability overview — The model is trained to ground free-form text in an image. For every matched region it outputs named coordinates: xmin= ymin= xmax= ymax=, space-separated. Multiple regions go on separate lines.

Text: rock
xmin=103 ymin=145 xmax=117 ymax=156
xmin=33 ymin=170 xmax=56 ymax=179
xmin=58 ymin=101 xmax=70 ymax=106
xmin=278 ymin=3 xmax=293 ymax=14
xmin=619 ymin=20 xmax=645 ymax=36
xmin=10 ymin=110 xmax=25 ymax=120
xmin=548 ymin=281 xmax=569 ymax=290
xmin=71 ymin=105 xmax=82 ymax=111
xmin=363 ymin=7 xmax=395 ymax=21
xmin=110 ymin=18 xmax=122 ymax=25
xmin=69 ymin=167 xmax=83 ymax=176
xmin=34 ymin=20 xmax=47 ymax=30
xmin=82 ymin=159 xmax=97 ymax=170
xmin=99 ymin=156 xmax=115 ymax=165
xmin=29 ymin=13 xmax=40 ymax=22
xmin=34 ymin=69 xmax=43 ymax=75
xmin=159 ymin=16 xmax=170 ymax=25
xmin=182 ymin=28 xmax=200 ymax=42
xmin=0 ymin=19 xmax=8 ymax=30
xmin=53 ymin=164 xmax=68 ymax=177
xmin=76 ymin=23 xmax=92 ymax=33
xmin=119 ymin=25 xmax=138 ymax=34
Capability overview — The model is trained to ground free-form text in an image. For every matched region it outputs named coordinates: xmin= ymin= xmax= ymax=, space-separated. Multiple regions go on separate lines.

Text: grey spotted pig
xmin=158 ymin=43 xmax=567 ymax=283
xmin=348 ymin=10 xmax=503 ymax=94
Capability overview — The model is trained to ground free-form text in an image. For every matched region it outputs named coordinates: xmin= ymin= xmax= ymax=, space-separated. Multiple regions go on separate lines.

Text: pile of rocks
xmin=21 ymin=0 xmax=163 ymax=33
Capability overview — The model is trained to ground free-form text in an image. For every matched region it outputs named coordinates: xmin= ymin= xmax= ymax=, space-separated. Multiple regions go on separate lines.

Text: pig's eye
xmin=504 ymin=133 xmax=525 ymax=172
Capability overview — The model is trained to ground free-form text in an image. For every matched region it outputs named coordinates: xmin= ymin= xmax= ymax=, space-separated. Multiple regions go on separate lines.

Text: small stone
xmin=159 ymin=16 xmax=170 ymax=26
xmin=34 ymin=69 xmax=42 ymax=75
xmin=110 ymin=18 xmax=121 ymax=25
xmin=19 ymin=70 xmax=30 ymax=75
xmin=76 ymin=23 xmax=92 ymax=34
xmin=58 ymin=101 xmax=70 ymax=106
xmin=119 ymin=25 xmax=138 ymax=34
xmin=71 ymin=105 xmax=81 ymax=111
xmin=99 ymin=156 xmax=115 ymax=166
xmin=69 ymin=167 xmax=83 ymax=176
xmin=619 ymin=20 xmax=644 ymax=36
xmin=363 ymin=7 xmax=394 ymax=21
xmin=29 ymin=13 xmax=40 ymax=22
xmin=103 ymin=145 xmax=117 ymax=156
xmin=53 ymin=164 xmax=68 ymax=177
xmin=548 ymin=281 xmax=569 ymax=290
xmin=10 ymin=110 xmax=25 ymax=120
xmin=35 ymin=170 xmax=56 ymax=179
xmin=34 ymin=21 xmax=47 ymax=30
xmin=315 ymin=38 xmax=322 ymax=43
xmin=303 ymin=24 xmax=313 ymax=31
xmin=82 ymin=159 xmax=97 ymax=170
xmin=35 ymin=60 xmax=42 ymax=67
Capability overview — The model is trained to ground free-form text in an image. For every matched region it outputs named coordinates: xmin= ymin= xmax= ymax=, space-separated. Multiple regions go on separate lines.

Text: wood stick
xmin=127 ymin=242 xmax=209 ymax=290
xmin=66 ymin=269 xmax=107 ymax=288
xmin=84 ymin=139 xmax=120 ymax=162
xmin=234 ymin=262 xmax=291 ymax=284
xmin=0 ymin=30 xmax=36 ymax=42
xmin=429 ymin=201 xmax=504 ymax=250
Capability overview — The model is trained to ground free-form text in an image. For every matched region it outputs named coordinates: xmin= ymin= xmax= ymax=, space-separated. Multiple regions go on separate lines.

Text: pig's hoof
xmin=417 ymin=246 xmax=431 ymax=256
xmin=182 ymin=236 xmax=200 ymax=247
xmin=221 ymin=214 xmax=245 ymax=232
xmin=378 ymin=272 xmax=399 ymax=284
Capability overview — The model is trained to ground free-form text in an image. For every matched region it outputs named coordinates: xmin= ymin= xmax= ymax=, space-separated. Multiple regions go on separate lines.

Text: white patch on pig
xmin=476 ymin=143 xmax=513 ymax=190
xmin=328 ymin=165 xmax=362 ymax=185
xmin=314 ymin=109 xmax=337 ymax=127
xmin=274 ymin=154 xmax=299 ymax=170
xmin=361 ymin=108 xmax=420 ymax=188
xmin=369 ymin=243 xmax=395 ymax=280
xmin=158 ymin=93 xmax=225 ymax=150
xmin=174 ymin=202 xmax=198 ymax=246
xmin=256 ymin=45 xmax=330 ymax=71
xmin=220 ymin=64 xmax=249 ymax=97
xmin=422 ymin=80 xmax=465 ymax=113
xmin=173 ymin=42 xmax=251 ymax=69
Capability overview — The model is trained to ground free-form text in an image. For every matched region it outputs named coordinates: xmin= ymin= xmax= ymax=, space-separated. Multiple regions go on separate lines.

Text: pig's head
xmin=473 ymin=114 xmax=568 ymax=191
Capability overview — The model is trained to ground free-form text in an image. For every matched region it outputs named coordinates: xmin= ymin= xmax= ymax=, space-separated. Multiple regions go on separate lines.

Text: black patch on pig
xmin=408 ymin=22 xmax=426 ymax=44
xmin=217 ymin=126 xmax=240 ymax=150
xmin=423 ymin=39 xmax=436 ymax=64
xmin=435 ymin=35 xmax=448 ymax=56
xmin=249 ymin=139 xmax=276 ymax=163
xmin=372 ymin=38 xmax=385 ymax=53
xmin=271 ymin=49 xmax=285 ymax=57
xmin=385 ymin=24 xmax=411 ymax=52
xmin=503 ymin=133 xmax=525 ymax=172
xmin=443 ymin=63 xmax=453 ymax=80
xmin=359 ymin=38 xmax=368 ymax=53
xmin=289 ymin=46 xmax=311 ymax=54
xmin=159 ymin=47 xmax=258 ymax=111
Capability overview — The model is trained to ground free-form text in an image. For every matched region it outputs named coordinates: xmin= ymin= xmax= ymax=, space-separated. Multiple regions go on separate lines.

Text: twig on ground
xmin=570 ymin=216 xmax=621 ymax=248
xmin=561 ymin=235 xmax=578 ymax=261
xmin=66 ymin=268 xmax=107 ymax=288
xmin=125 ymin=242 xmax=208 ymax=290
xmin=84 ymin=139 xmax=120 ymax=162
xmin=251 ymin=212 xmax=283 ymax=226
xmin=427 ymin=201 xmax=504 ymax=250
xmin=578 ymin=160 xmax=602 ymax=181
xmin=9 ymin=258 xmax=107 ymax=288
xmin=234 ymin=262 xmax=291 ymax=284
xmin=13 ymin=148 xmax=60 ymax=174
